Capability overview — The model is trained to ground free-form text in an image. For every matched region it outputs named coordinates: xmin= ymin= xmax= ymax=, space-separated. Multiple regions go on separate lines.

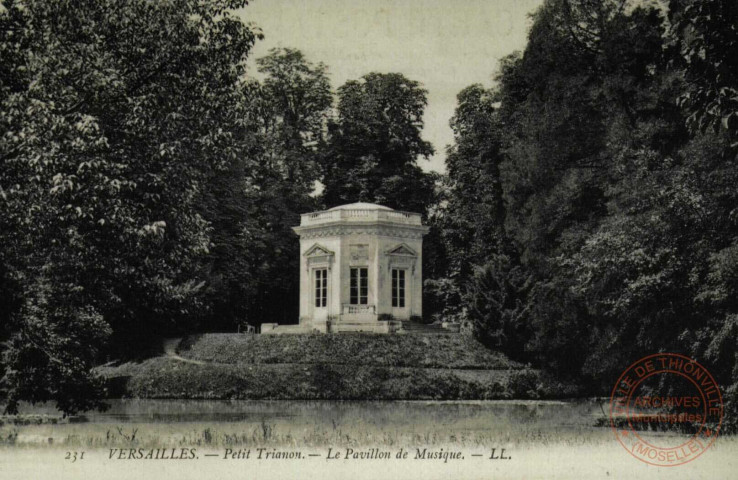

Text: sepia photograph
xmin=0 ymin=0 xmax=736 ymax=478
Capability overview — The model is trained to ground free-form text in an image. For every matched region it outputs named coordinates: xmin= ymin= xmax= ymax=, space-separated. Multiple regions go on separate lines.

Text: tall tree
xmin=255 ymin=48 xmax=332 ymax=190
xmin=425 ymin=84 xmax=512 ymax=323
xmin=443 ymin=85 xmax=508 ymax=278
xmin=0 ymin=0 xmax=260 ymax=414
xmin=321 ymin=73 xmax=437 ymax=215
xmin=200 ymin=48 xmax=333 ymax=328
xmin=445 ymin=0 xmax=738 ymax=417
xmin=491 ymin=0 xmax=691 ymax=379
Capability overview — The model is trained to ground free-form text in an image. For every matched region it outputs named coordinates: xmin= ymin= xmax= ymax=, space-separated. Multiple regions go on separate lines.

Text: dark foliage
xmin=321 ymin=73 xmax=438 ymax=215
xmin=438 ymin=0 xmax=738 ymax=430
xmin=0 ymin=0 xmax=259 ymax=413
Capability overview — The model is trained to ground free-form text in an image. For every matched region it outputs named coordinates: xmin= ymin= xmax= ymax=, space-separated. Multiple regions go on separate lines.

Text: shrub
xmin=508 ymin=368 xmax=541 ymax=399
xmin=466 ymin=256 xmax=532 ymax=361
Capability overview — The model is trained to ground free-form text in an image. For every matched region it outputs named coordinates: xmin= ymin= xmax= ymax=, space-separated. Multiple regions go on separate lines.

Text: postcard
xmin=1 ymin=0 xmax=736 ymax=479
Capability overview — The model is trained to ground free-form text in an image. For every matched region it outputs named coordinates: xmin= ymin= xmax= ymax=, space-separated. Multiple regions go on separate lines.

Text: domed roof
xmin=327 ymin=202 xmax=394 ymax=211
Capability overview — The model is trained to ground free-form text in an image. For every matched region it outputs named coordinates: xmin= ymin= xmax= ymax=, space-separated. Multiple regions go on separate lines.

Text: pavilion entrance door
xmin=313 ymin=268 xmax=328 ymax=320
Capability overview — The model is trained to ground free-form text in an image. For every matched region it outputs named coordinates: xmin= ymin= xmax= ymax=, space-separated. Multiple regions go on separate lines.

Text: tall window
xmin=392 ymin=269 xmax=405 ymax=308
xmin=314 ymin=269 xmax=327 ymax=307
xmin=350 ymin=267 xmax=368 ymax=305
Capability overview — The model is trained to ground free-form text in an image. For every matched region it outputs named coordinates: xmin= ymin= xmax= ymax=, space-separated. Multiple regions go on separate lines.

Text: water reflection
xmin=10 ymin=399 xmax=606 ymax=430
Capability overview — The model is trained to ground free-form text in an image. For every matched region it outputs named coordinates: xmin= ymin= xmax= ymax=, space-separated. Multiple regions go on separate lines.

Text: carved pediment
xmin=386 ymin=243 xmax=417 ymax=256
xmin=304 ymin=243 xmax=334 ymax=257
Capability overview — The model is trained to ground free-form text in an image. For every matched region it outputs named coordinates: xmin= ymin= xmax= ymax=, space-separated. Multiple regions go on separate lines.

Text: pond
xmin=3 ymin=399 xmax=736 ymax=480
xmin=2 ymin=399 xmax=610 ymax=447
xmin=10 ymin=398 xmax=608 ymax=425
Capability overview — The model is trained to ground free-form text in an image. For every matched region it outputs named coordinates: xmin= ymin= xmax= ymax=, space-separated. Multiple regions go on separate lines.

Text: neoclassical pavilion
xmin=261 ymin=202 xmax=429 ymax=334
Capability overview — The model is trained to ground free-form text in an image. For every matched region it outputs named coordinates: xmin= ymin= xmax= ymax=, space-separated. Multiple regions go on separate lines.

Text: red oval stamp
xmin=609 ymin=353 xmax=723 ymax=467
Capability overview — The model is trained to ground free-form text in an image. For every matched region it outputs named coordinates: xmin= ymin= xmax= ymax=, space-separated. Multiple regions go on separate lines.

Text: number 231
xmin=65 ymin=451 xmax=85 ymax=462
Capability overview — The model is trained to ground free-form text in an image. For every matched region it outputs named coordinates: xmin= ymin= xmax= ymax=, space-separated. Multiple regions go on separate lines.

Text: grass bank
xmin=100 ymin=358 xmax=515 ymax=400
xmin=98 ymin=333 xmax=575 ymax=400
xmin=177 ymin=333 xmax=515 ymax=369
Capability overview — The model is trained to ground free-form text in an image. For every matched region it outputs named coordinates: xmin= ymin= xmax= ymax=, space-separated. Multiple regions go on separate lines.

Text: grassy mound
xmin=178 ymin=333 xmax=515 ymax=369
xmin=99 ymin=358 xmax=513 ymax=400
xmin=98 ymin=333 xmax=551 ymax=400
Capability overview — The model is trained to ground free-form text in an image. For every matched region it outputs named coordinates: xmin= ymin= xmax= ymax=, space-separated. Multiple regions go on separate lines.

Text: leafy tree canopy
xmin=434 ymin=0 xmax=738 ymax=429
xmin=321 ymin=72 xmax=437 ymax=215
xmin=200 ymin=47 xmax=333 ymax=329
xmin=0 ymin=0 xmax=259 ymax=414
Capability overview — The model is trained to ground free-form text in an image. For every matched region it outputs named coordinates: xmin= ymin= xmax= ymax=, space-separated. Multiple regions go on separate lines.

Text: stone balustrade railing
xmin=301 ymin=209 xmax=422 ymax=226
xmin=342 ymin=304 xmax=376 ymax=314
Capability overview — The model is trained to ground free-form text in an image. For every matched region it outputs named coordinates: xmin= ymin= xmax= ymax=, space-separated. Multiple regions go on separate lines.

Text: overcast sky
xmin=238 ymin=0 xmax=543 ymax=173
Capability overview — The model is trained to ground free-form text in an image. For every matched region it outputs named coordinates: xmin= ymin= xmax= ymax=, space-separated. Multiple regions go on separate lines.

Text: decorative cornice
xmin=293 ymin=222 xmax=429 ymax=239
xmin=296 ymin=225 xmax=427 ymax=239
